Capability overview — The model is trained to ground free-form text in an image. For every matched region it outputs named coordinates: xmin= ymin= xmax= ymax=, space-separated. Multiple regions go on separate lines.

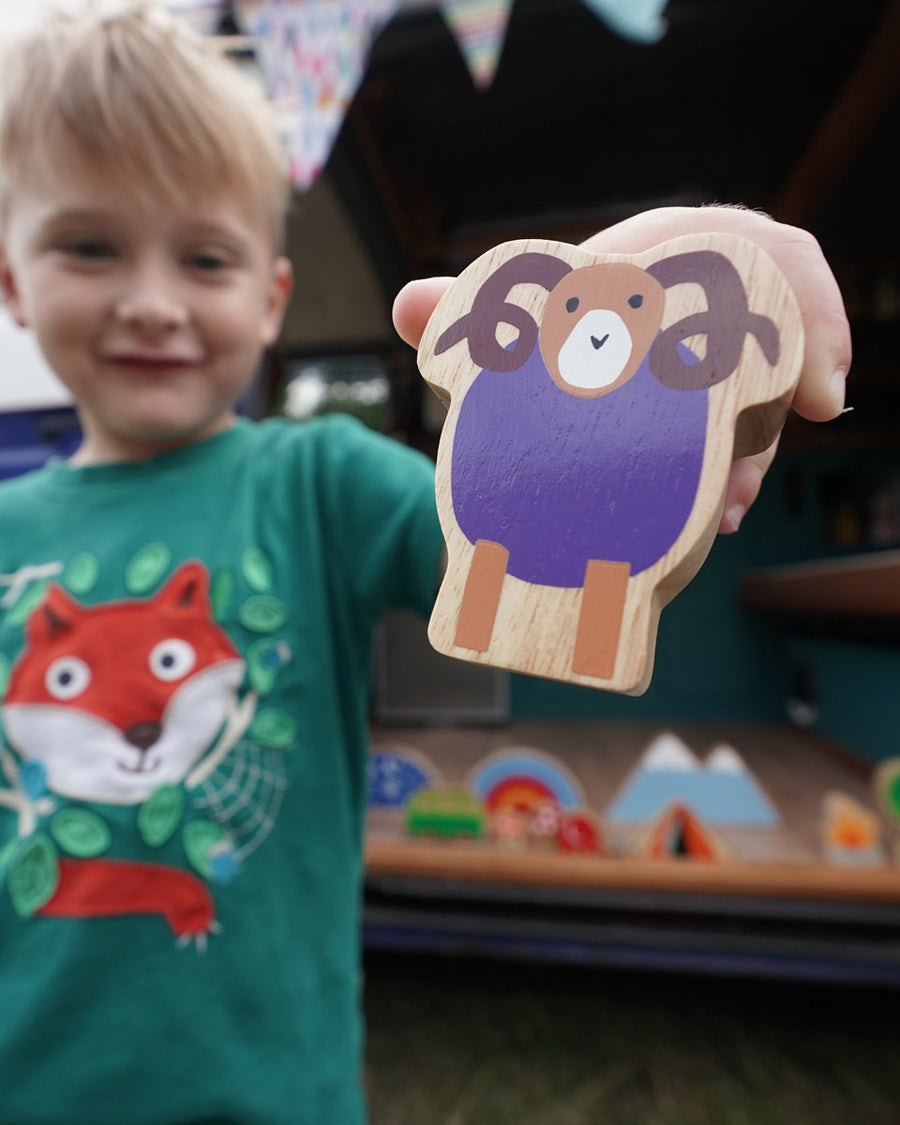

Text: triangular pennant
xmin=237 ymin=0 xmax=399 ymax=191
xmin=440 ymin=0 xmax=513 ymax=90
xmin=581 ymin=0 xmax=667 ymax=43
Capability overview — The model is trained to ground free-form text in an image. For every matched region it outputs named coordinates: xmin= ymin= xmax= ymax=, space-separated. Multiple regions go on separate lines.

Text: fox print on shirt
xmin=3 ymin=562 xmax=245 ymax=804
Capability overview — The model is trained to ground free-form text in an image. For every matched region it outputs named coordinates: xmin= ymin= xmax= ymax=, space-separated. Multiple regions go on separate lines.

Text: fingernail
xmin=724 ymin=504 xmax=745 ymax=533
xmin=832 ymin=367 xmax=847 ymax=411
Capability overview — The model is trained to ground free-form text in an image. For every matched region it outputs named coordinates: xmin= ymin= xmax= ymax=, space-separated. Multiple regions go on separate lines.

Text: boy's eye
xmin=187 ymin=252 xmax=228 ymax=272
xmin=62 ymin=239 xmax=115 ymax=260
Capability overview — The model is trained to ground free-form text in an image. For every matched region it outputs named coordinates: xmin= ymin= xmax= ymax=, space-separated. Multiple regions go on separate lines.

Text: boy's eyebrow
xmin=180 ymin=219 xmax=254 ymax=247
xmin=32 ymin=210 xmax=255 ymax=249
xmin=31 ymin=207 xmax=118 ymax=237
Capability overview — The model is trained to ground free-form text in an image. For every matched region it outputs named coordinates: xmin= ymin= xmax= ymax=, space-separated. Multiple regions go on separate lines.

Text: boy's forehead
xmin=8 ymin=139 xmax=275 ymax=241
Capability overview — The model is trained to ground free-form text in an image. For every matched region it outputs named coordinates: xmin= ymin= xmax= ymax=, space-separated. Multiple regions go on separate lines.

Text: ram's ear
xmin=434 ymin=251 xmax=572 ymax=374
xmin=646 ymin=250 xmax=780 ymax=391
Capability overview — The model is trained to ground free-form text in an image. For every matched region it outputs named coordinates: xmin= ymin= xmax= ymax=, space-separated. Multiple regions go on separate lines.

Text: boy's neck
xmin=69 ymin=412 xmax=239 ymax=466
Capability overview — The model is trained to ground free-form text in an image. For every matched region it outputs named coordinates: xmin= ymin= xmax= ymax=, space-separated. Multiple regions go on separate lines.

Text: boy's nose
xmin=115 ymin=267 xmax=188 ymax=334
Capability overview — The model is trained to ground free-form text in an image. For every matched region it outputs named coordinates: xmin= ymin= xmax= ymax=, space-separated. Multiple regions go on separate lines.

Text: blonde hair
xmin=0 ymin=4 xmax=290 ymax=248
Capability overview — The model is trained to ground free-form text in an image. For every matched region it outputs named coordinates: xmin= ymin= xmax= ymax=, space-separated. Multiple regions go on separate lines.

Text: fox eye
xmin=149 ymin=639 xmax=196 ymax=682
xmin=45 ymin=656 xmax=91 ymax=700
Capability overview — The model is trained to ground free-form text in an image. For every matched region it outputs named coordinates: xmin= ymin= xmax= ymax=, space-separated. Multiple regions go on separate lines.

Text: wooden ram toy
xmin=418 ymin=234 xmax=804 ymax=694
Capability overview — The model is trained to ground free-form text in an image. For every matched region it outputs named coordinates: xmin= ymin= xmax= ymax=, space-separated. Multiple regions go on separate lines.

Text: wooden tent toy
xmin=418 ymin=234 xmax=804 ymax=693
xmin=636 ymin=802 xmax=726 ymax=861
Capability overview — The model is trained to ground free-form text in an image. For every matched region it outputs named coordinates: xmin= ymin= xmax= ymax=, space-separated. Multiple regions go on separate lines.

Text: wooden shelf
xmin=366 ymin=838 xmax=900 ymax=905
xmin=365 ymin=721 xmax=898 ymax=909
xmin=741 ymin=551 xmax=900 ymax=617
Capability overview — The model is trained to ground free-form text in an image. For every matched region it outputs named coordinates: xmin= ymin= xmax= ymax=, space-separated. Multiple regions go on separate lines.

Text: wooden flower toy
xmin=418 ymin=234 xmax=804 ymax=694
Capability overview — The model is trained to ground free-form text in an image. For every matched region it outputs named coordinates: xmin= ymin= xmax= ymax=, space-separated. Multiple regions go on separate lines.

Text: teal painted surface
xmin=510 ymin=447 xmax=900 ymax=735
xmin=784 ymin=636 xmax=900 ymax=763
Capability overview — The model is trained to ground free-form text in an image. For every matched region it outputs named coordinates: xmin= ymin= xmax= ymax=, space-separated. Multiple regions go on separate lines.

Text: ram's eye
xmin=628 ymin=294 xmax=644 ymax=308
xmin=566 ymin=297 xmax=580 ymax=313
xmin=45 ymin=656 xmax=91 ymax=700
xmin=149 ymin=639 xmax=197 ymax=682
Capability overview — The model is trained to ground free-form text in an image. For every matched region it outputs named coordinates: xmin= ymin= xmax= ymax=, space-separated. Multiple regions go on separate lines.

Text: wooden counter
xmin=741 ymin=550 xmax=900 ymax=617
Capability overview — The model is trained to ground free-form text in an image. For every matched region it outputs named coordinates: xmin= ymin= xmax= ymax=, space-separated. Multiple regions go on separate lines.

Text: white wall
xmin=0 ymin=305 xmax=72 ymax=411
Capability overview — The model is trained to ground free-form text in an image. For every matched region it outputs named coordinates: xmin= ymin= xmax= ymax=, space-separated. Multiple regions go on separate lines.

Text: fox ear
xmin=25 ymin=584 xmax=80 ymax=644
xmin=153 ymin=562 xmax=210 ymax=614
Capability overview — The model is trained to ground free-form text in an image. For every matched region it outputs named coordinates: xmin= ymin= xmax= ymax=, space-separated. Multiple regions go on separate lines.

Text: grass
xmin=365 ymin=952 xmax=900 ymax=1125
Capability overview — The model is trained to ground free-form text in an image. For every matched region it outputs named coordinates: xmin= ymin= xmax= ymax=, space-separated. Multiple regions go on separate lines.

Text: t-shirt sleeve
xmin=313 ymin=414 xmax=444 ymax=619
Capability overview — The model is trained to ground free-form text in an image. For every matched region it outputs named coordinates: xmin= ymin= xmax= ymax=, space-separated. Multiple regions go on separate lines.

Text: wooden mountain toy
xmin=418 ymin=234 xmax=804 ymax=694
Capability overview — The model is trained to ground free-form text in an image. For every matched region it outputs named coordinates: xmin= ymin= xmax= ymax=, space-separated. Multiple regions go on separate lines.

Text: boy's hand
xmin=392 ymin=206 xmax=852 ymax=535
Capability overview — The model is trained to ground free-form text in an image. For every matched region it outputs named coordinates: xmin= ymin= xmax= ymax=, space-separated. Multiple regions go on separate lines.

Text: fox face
xmin=2 ymin=562 xmax=245 ymax=805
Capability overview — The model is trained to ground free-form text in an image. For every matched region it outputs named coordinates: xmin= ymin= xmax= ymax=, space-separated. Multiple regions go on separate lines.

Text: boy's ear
xmin=260 ymin=256 xmax=293 ymax=347
xmin=0 ymin=249 xmax=26 ymax=327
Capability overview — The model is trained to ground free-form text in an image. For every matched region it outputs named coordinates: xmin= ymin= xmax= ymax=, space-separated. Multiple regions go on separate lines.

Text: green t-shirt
xmin=0 ymin=415 xmax=443 ymax=1125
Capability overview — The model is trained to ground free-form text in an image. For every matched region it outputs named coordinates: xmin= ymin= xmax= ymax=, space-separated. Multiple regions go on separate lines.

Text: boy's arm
xmin=392 ymin=205 xmax=852 ymax=535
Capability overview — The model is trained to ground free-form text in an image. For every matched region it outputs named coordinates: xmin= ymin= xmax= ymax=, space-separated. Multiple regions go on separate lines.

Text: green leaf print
xmin=183 ymin=821 xmax=228 ymax=879
xmin=0 ymin=653 xmax=9 ymax=697
xmin=241 ymin=548 xmax=273 ymax=593
xmin=210 ymin=568 xmax=235 ymax=622
xmin=51 ymin=809 xmax=111 ymax=858
xmin=249 ymin=709 xmax=297 ymax=749
xmin=138 ymin=785 xmax=185 ymax=848
xmin=247 ymin=639 xmax=291 ymax=696
xmin=7 ymin=834 xmax=59 ymax=918
xmin=238 ymin=595 xmax=288 ymax=634
xmin=126 ymin=544 xmax=171 ymax=594
xmin=64 ymin=553 xmax=99 ymax=596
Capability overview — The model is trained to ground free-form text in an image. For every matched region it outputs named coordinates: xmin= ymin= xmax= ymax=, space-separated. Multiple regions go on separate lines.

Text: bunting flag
xmin=439 ymin=0 xmax=513 ymax=90
xmin=580 ymin=0 xmax=667 ymax=43
xmin=236 ymin=0 xmax=399 ymax=190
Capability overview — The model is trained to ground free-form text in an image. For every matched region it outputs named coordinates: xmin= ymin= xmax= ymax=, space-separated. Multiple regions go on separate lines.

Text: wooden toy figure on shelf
xmin=418 ymin=234 xmax=804 ymax=694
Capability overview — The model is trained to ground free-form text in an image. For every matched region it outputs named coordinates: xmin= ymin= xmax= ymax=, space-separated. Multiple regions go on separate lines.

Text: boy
xmin=0 ymin=6 xmax=849 ymax=1125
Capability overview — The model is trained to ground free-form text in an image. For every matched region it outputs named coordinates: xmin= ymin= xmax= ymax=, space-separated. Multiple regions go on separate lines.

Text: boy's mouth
xmin=103 ymin=352 xmax=203 ymax=372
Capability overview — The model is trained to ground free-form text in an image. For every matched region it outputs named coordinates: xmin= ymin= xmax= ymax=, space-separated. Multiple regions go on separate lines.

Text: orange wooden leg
xmin=455 ymin=539 xmax=509 ymax=651
xmin=572 ymin=559 xmax=631 ymax=679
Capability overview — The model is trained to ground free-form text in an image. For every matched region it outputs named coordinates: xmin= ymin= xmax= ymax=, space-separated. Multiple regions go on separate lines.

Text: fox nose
xmin=124 ymin=721 xmax=163 ymax=751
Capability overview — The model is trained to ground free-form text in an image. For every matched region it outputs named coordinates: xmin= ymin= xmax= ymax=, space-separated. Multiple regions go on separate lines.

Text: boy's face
xmin=0 ymin=147 xmax=293 ymax=464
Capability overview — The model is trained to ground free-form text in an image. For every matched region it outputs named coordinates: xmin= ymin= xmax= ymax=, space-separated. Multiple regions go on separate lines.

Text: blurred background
xmin=2 ymin=1 xmax=900 ymax=1119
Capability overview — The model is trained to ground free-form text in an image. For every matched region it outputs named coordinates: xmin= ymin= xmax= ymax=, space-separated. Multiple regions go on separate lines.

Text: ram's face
xmin=539 ymin=263 xmax=665 ymax=397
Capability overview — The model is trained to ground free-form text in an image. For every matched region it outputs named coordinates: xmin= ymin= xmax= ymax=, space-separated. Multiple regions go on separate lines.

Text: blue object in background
xmin=0 ymin=408 xmax=82 ymax=481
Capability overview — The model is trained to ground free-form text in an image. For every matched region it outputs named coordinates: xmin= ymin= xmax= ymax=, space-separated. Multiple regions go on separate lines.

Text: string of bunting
xmin=234 ymin=0 xmax=667 ymax=189
xmin=0 ymin=0 xmax=667 ymax=190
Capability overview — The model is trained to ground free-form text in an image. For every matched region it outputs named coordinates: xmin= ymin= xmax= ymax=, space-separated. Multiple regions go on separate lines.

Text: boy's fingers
xmin=395 ymin=209 xmax=851 ymax=423
xmin=719 ymin=440 xmax=780 ymax=534
xmin=392 ymin=277 xmax=455 ymax=349
xmin=579 ymin=206 xmax=852 ymax=424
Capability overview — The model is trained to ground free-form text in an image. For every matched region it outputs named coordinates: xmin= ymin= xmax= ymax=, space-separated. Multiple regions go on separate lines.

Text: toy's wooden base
xmin=366 ymin=721 xmax=899 ymax=904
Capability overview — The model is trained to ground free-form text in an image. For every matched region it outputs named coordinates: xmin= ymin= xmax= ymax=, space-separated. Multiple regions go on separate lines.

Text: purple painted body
xmin=451 ymin=342 xmax=707 ymax=587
